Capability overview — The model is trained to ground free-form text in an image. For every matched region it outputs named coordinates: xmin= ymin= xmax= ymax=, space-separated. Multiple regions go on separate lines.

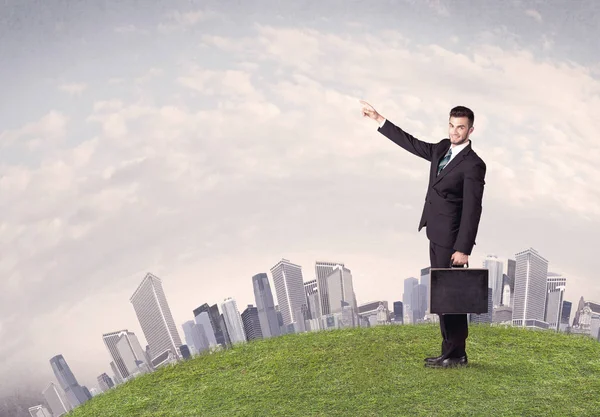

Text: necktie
xmin=437 ymin=147 xmax=452 ymax=175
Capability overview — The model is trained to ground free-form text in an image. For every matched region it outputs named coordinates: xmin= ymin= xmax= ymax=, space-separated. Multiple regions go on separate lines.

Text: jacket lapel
xmin=431 ymin=141 xmax=471 ymax=186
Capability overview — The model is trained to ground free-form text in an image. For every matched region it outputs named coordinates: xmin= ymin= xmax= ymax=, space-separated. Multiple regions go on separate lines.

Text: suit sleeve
xmin=454 ymin=160 xmax=486 ymax=256
xmin=377 ymin=119 xmax=436 ymax=162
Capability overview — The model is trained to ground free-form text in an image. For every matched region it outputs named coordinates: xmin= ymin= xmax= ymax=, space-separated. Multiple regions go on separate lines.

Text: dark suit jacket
xmin=378 ymin=119 xmax=486 ymax=256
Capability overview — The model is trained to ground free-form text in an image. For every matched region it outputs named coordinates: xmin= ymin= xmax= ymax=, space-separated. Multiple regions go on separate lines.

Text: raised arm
xmin=360 ymin=100 xmax=436 ymax=162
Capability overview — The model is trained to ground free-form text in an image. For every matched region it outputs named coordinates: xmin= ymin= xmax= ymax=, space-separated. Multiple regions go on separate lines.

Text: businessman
xmin=360 ymin=100 xmax=486 ymax=368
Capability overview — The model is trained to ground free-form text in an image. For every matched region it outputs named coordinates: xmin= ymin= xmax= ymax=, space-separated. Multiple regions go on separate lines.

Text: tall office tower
xmin=42 ymin=382 xmax=71 ymax=417
xmin=403 ymin=277 xmax=418 ymax=319
xmin=304 ymin=279 xmax=319 ymax=319
xmin=97 ymin=373 xmax=114 ymax=392
xmin=306 ymin=287 xmax=321 ymax=321
xmin=411 ymin=284 xmax=427 ymax=323
xmin=241 ymin=304 xmax=263 ymax=341
xmin=512 ymin=248 xmax=549 ymax=328
xmin=561 ymin=301 xmax=572 ymax=326
xmin=220 ymin=313 xmax=232 ymax=345
xmin=547 ymin=272 xmax=567 ymax=292
xmin=393 ymin=301 xmax=404 ymax=324
xmin=420 ymin=267 xmax=431 ymax=312
xmin=503 ymin=259 xmax=516 ymax=305
xmin=271 ymin=258 xmax=307 ymax=327
xmin=315 ymin=260 xmax=345 ymax=316
xmin=252 ymin=272 xmax=281 ymax=338
xmin=109 ymin=361 xmax=123 ymax=385
xmin=102 ymin=330 xmax=149 ymax=381
xmin=483 ymin=255 xmax=504 ymax=308
xmin=182 ymin=320 xmax=199 ymax=352
xmin=545 ymin=287 xmax=566 ymax=331
xmin=221 ymin=297 xmax=247 ymax=344
xmin=193 ymin=311 xmax=218 ymax=348
xmin=502 ymin=277 xmax=512 ymax=307
xmin=545 ymin=272 xmax=567 ymax=330
xmin=130 ymin=273 xmax=182 ymax=361
xmin=49 ymin=354 xmax=88 ymax=408
xmin=193 ymin=303 xmax=226 ymax=346
xmin=325 ymin=265 xmax=357 ymax=315
xmin=28 ymin=405 xmax=52 ymax=417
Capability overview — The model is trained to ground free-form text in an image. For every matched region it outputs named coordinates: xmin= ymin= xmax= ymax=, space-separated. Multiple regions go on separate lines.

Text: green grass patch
xmin=68 ymin=324 xmax=600 ymax=416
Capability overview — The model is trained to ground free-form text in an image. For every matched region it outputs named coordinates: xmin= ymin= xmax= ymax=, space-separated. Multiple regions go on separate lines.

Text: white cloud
xmin=0 ymin=110 xmax=68 ymax=148
xmin=525 ymin=8 xmax=543 ymax=23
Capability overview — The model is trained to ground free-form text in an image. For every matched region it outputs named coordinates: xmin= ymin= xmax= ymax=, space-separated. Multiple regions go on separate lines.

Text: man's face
xmin=448 ymin=116 xmax=474 ymax=146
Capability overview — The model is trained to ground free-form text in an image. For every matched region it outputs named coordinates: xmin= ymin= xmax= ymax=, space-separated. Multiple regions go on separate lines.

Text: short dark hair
xmin=449 ymin=106 xmax=474 ymax=128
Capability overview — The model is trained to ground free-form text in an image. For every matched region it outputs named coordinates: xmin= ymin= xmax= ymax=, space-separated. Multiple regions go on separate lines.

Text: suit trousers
xmin=429 ymin=240 xmax=469 ymax=358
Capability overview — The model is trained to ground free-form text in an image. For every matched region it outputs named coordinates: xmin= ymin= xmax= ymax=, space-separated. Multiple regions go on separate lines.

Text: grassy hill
xmin=68 ymin=324 xmax=600 ymax=416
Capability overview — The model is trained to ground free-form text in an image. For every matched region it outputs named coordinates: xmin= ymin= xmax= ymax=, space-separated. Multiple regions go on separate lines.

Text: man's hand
xmin=451 ymin=251 xmax=469 ymax=266
xmin=360 ymin=100 xmax=385 ymax=124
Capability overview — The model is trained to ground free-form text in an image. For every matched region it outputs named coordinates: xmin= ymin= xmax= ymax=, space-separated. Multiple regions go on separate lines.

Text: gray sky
xmin=1 ymin=0 xmax=599 ymax=396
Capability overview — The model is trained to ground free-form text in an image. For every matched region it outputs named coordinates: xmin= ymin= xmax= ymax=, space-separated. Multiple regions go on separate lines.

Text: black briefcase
xmin=429 ymin=262 xmax=489 ymax=314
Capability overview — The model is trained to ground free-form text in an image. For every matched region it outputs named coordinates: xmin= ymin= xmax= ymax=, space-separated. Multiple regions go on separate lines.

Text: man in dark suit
xmin=360 ymin=100 xmax=486 ymax=368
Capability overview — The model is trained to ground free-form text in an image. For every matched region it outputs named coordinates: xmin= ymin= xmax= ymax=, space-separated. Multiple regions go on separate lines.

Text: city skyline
xmin=2 ymin=0 xmax=600 ymax=405
xmin=23 ymin=245 xmax=600 ymax=408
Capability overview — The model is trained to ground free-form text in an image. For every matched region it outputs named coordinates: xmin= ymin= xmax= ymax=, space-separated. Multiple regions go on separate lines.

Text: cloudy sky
xmin=1 ymin=0 xmax=599 ymax=396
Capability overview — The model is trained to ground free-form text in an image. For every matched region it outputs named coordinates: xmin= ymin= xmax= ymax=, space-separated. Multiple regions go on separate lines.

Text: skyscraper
xmin=420 ymin=267 xmax=430 ymax=313
xmin=28 ymin=405 xmax=52 ymax=417
xmin=483 ymin=255 xmax=504 ymax=308
xmin=49 ymin=355 xmax=88 ymax=408
xmin=42 ymin=382 xmax=71 ymax=417
xmin=503 ymin=258 xmax=516 ymax=306
xmin=97 ymin=373 xmax=114 ymax=392
xmin=241 ymin=304 xmax=263 ymax=341
xmin=512 ymin=248 xmax=549 ymax=328
xmin=192 ymin=303 xmax=226 ymax=347
xmin=271 ymin=258 xmax=307 ymax=327
xmin=325 ymin=265 xmax=357 ymax=315
xmin=130 ymin=273 xmax=183 ymax=361
xmin=102 ymin=330 xmax=149 ymax=381
xmin=221 ymin=297 xmax=247 ymax=344
xmin=252 ymin=273 xmax=281 ymax=338
xmin=403 ymin=277 xmax=418 ymax=321
xmin=315 ymin=260 xmax=345 ymax=316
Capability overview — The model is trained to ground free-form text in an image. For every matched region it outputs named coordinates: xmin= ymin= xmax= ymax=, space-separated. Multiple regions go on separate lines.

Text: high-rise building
xmin=393 ymin=301 xmax=404 ymax=324
xmin=304 ymin=279 xmax=319 ymax=319
xmin=315 ymin=261 xmax=345 ymax=316
xmin=221 ymin=297 xmax=247 ymax=344
xmin=325 ymin=265 xmax=357 ymax=315
xmin=28 ymin=405 xmax=52 ymax=417
xmin=241 ymin=304 xmax=263 ymax=341
xmin=483 ymin=255 xmax=504 ymax=308
xmin=193 ymin=312 xmax=217 ymax=349
xmin=102 ymin=330 xmax=149 ymax=381
xmin=271 ymin=258 xmax=307 ymax=327
xmin=403 ymin=277 xmax=418 ymax=322
xmin=193 ymin=303 xmax=225 ymax=347
xmin=130 ymin=273 xmax=183 ymax=361
xmin=561 ymin=300 xmax=572 ymax=326
xmin=42 ymin=382 xmax=71 ymax=417
xmin=512 ymin=248 xmax=549 ymax=328
xmin=252 ymin=273 xmax=281 ymax=338
xmin=49 ymin=354 xmax=88 ymax=408
xmin=503 ymin=258 xmax=516 ymax=306
xmin=97 ymin=373 xmax=114 ymax=392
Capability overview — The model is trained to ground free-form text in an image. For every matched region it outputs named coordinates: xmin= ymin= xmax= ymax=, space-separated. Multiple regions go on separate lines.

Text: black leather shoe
xmin=424 ymin=355 xmax=444 ymax=363
xmin=424 ymin=356 xmax=468 ymax=368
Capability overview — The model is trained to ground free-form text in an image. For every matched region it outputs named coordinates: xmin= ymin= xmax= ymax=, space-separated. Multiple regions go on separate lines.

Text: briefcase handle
xmin=450 ymin=262 xmax=469 ymax=268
